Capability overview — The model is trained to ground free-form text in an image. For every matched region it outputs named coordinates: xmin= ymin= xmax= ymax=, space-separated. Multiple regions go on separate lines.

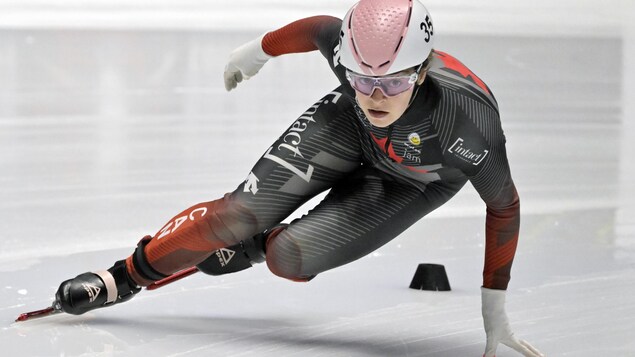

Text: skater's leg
xmin=127 ymin=89 xmax=361 ymax=286
xmin=53 ymin=88 xmax=363 ymax=315
xmin=265 ymin=168 xmax=466 ymax=281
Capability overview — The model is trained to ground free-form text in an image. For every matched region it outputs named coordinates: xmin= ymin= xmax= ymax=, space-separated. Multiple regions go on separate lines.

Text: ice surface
xmin=1 ymin=3 xmax=635 ymax=356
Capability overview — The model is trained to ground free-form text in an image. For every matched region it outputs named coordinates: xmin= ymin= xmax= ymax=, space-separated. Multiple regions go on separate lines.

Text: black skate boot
xmin=55 ymin=260 xmax=141 ymax=315
xmin=196 ymin=224 xmax=287 ymax=275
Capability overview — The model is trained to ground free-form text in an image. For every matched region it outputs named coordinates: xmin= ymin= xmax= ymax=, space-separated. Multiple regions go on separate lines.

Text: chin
xmin=367 ymin=118 xmax=392 ymax=128
xmin=365 ymin=112 xmax=397 ymax=127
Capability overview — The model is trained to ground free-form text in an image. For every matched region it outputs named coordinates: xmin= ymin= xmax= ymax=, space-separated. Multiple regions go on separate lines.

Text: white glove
xmin=223 ymin=33 xmax=273 ymax=91
xmin=481 ymin=287 xmax=544 ymax=357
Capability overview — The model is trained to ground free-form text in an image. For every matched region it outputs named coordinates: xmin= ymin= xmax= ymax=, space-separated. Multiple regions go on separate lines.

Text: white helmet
xmin=339 ymin=0 xmax=435 ymax=76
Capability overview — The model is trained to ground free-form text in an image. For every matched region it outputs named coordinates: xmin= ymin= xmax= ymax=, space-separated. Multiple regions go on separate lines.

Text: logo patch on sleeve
xmin=448 ymin=137 xmax=489 ymax=166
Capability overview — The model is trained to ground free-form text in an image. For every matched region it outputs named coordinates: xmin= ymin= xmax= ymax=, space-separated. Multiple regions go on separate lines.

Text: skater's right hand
xmin=481 ymin=287 xmax=544 ymax=357
xmin=224 ymin=34 xmax=273 ymax=91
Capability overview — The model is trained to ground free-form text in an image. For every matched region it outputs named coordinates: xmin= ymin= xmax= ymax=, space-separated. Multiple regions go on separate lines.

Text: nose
xmin=370 ymin=86 xmax=387 ymax=101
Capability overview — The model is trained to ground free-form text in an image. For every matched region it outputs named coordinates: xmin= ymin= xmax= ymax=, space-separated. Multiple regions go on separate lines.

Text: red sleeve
xmin=262 ymin=15 xmax=341 ymax=56
xmin=483 ymin=185 xmax=520 ymax=290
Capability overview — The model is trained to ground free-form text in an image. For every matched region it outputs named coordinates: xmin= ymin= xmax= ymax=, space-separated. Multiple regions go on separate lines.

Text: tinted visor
xmin=346 ymin=71 xmax=418 ymax=97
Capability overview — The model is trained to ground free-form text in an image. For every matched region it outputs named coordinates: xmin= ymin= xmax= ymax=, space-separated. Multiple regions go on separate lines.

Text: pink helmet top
xmin=339 ymin=0 xmax=435 ymax=76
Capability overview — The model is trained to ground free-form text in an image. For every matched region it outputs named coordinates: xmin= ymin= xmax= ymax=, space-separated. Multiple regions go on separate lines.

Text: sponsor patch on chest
xmin=401 ymin=141 xmax=422 ymax=164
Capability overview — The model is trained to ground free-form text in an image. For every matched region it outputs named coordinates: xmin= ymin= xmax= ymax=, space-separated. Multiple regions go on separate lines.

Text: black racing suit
xmin=127 ymin=16 xmax=519 ymax=291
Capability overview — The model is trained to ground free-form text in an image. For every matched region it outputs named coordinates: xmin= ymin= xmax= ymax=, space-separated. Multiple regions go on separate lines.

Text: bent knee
xmin=265 ymin=230 xmax=316 ymax=282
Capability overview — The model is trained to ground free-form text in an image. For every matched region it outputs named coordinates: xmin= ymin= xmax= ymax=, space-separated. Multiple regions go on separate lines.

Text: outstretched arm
xmin=467 ymin=132 xmax=543 ymax=357
xmin=224 ymin=16 xmax=341 ymax=91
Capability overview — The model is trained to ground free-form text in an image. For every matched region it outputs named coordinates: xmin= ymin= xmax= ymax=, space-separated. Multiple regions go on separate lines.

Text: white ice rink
xmin=2 ymin=1 xmax=635 ymax=356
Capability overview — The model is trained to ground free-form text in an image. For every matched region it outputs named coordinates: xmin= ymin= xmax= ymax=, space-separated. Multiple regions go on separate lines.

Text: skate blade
xmin=146 ymin=267 xmax=199 ymax=291
xmin=15 ymin=305 xmax=62 ymax=322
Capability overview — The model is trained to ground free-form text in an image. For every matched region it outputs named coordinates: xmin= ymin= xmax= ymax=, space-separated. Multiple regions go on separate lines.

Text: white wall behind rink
xmin=0 ymin=0 xmax=627 ymax=37
xmin=0 ymin=0 xmax=630 ymax=220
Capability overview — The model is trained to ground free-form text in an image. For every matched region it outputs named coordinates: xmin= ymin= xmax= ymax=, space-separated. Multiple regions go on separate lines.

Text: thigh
xmin=139 ymin=87 xmax=363 ymax=279
xmin=266 ymin=167 xmax=466 ymax=280
xmin=227 ymin=87 xmax=363 ymax=234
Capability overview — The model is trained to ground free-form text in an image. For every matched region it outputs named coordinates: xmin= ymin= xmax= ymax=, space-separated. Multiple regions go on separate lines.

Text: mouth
xmin=368 ymin=109 xmax=389 ymax=118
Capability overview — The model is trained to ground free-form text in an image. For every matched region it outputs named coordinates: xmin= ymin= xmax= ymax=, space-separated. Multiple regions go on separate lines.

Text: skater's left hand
xmin=223 ymin=34 xmax=273 ymax=91
xmin=481 ymin=287 xmax=544 ymax=357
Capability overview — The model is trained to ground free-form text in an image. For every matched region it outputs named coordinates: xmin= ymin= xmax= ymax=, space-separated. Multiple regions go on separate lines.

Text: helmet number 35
xmin=420 ymin=15 xmax=433 ymax=43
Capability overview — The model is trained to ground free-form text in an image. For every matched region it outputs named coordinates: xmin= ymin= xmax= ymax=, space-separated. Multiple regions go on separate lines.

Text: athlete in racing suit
xmin=53 ymin=5 xmax=543 ymax=357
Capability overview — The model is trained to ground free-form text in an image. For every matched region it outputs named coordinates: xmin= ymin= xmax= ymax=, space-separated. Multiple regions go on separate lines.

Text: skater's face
xmin=352 ymin=68 xmax=427 ymax=128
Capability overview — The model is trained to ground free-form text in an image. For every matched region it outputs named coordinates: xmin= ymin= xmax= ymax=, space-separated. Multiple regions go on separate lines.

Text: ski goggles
xmin=345 ymin=70 xmax=419 ymax=97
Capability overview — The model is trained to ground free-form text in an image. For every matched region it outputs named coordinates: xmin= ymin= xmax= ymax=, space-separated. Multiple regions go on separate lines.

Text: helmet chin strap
xmin=407 ymin=81 xmax=423 ymax=108
xmin=406 ymin=62 xmax=426 ymax=109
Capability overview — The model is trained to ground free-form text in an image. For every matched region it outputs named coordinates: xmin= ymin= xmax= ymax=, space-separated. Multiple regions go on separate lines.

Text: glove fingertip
xmin=224 ymin=81 xmax=236 ymax=92
xmin=518 ymin=339 xmax=545 ymax=357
